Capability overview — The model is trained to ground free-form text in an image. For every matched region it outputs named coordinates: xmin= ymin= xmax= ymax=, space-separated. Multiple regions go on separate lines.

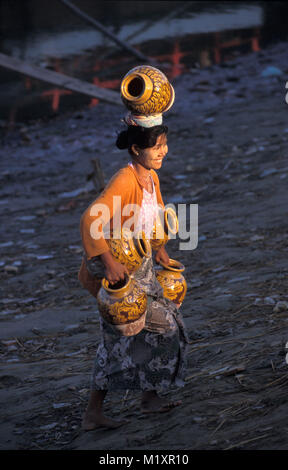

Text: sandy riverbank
xmin=0 ymin=40 xmax=288 ymax=450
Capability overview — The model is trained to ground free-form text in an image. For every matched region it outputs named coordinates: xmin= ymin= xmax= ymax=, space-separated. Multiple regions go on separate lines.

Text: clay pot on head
xmin=120 ymin=65 xmax=175 ymax=116
xmin=107 ymin=228 xmax=151 ymax=273
xmin=155 ymin=258 xmax=187 ymax=306
xmin=97 ymin=274 xmax=147 ymax=336
xmin=150 ymin=207 xmax=179 ymax=251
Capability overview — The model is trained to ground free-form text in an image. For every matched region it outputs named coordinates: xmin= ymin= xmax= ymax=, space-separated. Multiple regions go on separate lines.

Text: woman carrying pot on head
xmin=78 ymin=68 xmax=189 ymax=430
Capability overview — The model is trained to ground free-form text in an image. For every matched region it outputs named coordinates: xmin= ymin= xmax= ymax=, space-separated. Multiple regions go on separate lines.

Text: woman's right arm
xmin=80 ymin=169 xmax=129 ymax=284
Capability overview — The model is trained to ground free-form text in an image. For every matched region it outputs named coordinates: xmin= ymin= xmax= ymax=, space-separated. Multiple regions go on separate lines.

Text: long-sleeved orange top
xmin=78 ymin=163 xmax=165 ymax=297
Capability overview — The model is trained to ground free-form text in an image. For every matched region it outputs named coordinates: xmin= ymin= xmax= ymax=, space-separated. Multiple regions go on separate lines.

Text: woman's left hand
xmin=154 ymin=246 xmax=170 ymax=265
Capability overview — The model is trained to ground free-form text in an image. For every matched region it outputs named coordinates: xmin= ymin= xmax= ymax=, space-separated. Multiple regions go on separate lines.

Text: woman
xmin=79 ymin=124 xmax=189 ymax=430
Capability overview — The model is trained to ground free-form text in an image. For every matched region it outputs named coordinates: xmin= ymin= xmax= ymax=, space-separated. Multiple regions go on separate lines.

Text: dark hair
xmin=116 ymin=125 xmax=168 ymax=156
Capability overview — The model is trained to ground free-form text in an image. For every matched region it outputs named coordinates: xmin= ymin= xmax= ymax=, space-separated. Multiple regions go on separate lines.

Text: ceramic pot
xmin=150 ymin=207 xmax=179 ymax=251
xmin=107 ymin=228 xmax=151 ymax=273
xmin=120 ymin=65 xmax=175 ymax=116
xmin=155 ymin=258 xmax=187 ymax=306
xmin=97 ymin=275 xmax=147 ymax=336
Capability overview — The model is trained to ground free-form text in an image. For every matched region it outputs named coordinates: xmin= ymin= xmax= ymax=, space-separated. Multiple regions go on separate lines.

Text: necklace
xmin=131 ymin=163 xmax=151 ymax=184
xmin=139 ymin=172 xmax=151 ymax=183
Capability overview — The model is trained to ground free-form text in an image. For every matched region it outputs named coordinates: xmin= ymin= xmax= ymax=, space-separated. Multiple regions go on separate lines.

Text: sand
xmin=1 ymin=40 xmax=288 ymax=451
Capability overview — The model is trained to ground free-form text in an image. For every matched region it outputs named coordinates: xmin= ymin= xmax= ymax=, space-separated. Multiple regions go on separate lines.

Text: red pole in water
xmin=251 ymin=27 xmax=261 ymax=52
xmin=170 ymin=40 xmax=186 ymax=78
xmin=213 ymin=32 xmax=221 ymax=64
xmin=42 ymin=89 xmax=72 ymax=112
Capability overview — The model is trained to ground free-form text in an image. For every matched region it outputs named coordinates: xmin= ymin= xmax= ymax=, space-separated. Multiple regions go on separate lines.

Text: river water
xmin=0 ymin=0 xmax=287 ymax=125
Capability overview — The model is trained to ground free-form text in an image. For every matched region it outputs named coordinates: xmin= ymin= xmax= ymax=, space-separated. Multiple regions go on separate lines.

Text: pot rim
xmin=121 ymin=228 xmax=151 ymax=261
xmin=134 ymin=230 xmax=152 ymax=258
xmin=101 ymin=274 xmax=131 ymax=294
xmin=159 ymin=258 xmax=185 ymax=272
xmin=121 ymin=72 xmax=154 ymax=105
xmin=164 ymin=207 xmax=179 ymax=235
xmin=121 ymin=73 xmax=145 ymax=101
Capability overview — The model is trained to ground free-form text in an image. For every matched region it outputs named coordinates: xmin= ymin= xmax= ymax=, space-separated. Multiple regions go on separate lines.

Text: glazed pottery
xmin=107 ymin=228 xmax=151 ymax=273
xmin=97 ymin=275 xmax=147 ymax=336
xmin=155 ymin=258 xmax=187 ymax=306
xmin=150 ymin=207 xmax=179 ymax=251
xmin=120 ymin=65 xmax=175 ymax=116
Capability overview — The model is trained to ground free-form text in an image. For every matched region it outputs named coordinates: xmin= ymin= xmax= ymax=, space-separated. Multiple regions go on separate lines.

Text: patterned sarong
xmin=90 ymin=255 xmax=189 ymax=392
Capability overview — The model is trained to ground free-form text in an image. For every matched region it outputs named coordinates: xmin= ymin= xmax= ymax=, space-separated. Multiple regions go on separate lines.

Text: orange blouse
xmin=78 ymin=163 xmax=165 ymax=297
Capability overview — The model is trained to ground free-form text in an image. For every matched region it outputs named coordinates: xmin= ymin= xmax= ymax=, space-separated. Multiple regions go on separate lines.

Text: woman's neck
xmin=131 ymin=160 xmax=151 ymax=180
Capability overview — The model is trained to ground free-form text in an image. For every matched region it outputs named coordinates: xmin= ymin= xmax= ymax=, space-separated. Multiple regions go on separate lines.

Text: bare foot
xmin=141 ymin=391 xmax=182 ymax=414
xmin=82 ymin=409 xmax=129 ymax=431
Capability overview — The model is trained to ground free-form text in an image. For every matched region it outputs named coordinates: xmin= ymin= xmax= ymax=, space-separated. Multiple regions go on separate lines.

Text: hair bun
xmin=116 ymin=130 xmax=129 ymax=149
xmin=115 ymin=124 xmax=168 ymax=155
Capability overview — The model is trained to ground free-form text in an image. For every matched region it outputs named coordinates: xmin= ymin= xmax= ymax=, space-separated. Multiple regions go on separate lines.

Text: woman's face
xmin=133 ymin=133 xmax=168 ymax=170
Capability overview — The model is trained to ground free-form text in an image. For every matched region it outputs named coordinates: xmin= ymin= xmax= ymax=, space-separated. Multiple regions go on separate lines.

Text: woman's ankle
xmin=87 ymin=389 xmax=107 ymax=410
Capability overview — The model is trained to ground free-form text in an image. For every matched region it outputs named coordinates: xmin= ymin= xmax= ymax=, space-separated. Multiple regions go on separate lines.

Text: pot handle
xmin=159 ymin=257 xmax=185 ymax=272
xmin=164 ymin=207 xmax=179 ymax=235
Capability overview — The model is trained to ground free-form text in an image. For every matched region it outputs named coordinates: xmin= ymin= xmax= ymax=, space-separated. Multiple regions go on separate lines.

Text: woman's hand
xmin=100 ymin=251 xmax=129 ymax=285
xmin=154 ymin=246 xmax=170 ymax=265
